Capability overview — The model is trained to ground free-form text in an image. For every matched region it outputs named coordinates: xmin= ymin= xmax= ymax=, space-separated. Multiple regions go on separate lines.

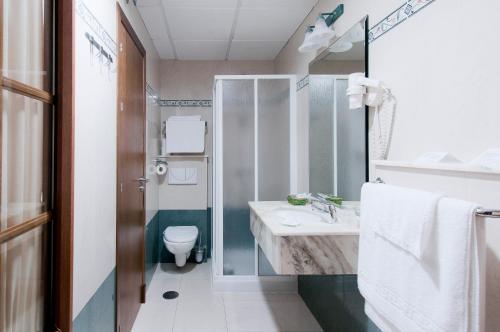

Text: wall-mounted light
xmin=298 ymin=4 xmax=344 ymax=53
xmin=298 ymin=26 xmax=319 ymax=53
xmin=329 ymin=40 xmax=353 ymax=53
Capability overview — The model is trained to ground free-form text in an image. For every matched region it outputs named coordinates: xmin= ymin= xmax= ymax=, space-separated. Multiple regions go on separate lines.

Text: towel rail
xmin=371 ymin=177 xmax=500 ymax=218
xmin=475 ymin=209 xmax=500 ymax=218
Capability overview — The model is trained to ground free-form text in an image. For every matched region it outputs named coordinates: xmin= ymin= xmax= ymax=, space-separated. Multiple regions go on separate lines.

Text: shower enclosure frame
xmin=212 ymin=75 xmax=298 ymax=291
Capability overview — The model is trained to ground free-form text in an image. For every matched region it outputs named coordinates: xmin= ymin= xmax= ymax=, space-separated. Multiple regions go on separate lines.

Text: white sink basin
xmin=265 ymin=207 xmax=330 ymax=227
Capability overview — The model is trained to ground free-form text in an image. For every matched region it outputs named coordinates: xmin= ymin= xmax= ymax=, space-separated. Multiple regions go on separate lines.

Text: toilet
xmin=163 ymin=226 xmax=199 ymax=267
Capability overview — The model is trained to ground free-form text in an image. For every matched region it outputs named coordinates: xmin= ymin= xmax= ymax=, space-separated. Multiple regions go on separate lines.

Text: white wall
xmin=158 ymin=60 xmax=275 ymax=210
xmin=274 ymin=0 xmax=500 ymax=329
xmin=73 ymin=0 xmax=160 ymax=319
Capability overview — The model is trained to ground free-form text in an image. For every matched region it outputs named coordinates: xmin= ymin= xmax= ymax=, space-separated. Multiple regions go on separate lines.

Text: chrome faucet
xmin=310 ymin=194 xmax=337 ymax=223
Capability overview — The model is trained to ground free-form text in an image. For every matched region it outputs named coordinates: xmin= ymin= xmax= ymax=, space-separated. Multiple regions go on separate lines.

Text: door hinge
xmin=141 ymin=283 xmax=146 ymax=303
xmin=120 ymin=183 xmax=123 ymax=193
xmin=120 ymin=101 xmax=124 ymax=112
xmin=120 ymin=43 xmax=123 ymax=52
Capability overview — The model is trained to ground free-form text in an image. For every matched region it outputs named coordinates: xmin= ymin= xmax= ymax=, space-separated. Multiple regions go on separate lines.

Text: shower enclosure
xmin=213 ymin=75 xmax=297 ymax=289
xmin=309 ymin=75 xmax=366 ymax=200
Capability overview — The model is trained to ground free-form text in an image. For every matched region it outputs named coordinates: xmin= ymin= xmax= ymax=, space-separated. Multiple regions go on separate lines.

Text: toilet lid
xmin=164 ymin=226 xmax=198 ymax=243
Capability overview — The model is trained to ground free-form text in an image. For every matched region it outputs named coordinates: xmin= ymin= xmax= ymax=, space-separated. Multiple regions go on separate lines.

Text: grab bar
xmin=371 ymin=177 xmax=500 ymax=218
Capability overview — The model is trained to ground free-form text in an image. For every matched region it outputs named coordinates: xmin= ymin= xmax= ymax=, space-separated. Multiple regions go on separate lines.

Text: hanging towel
xmin=362 ymin=183 xmax=443 ymax=259
xmin=165 ymin=120 xmax=205 ymax=153
xmin=168 ymin=167 xmax=198 ymax=185
xmin=358 ymin=183 xmax=485 ymax=332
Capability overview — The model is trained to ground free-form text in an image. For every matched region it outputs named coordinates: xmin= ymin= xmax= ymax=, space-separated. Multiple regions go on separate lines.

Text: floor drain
xmin=163 ymin=291 xmax=179 ymax=300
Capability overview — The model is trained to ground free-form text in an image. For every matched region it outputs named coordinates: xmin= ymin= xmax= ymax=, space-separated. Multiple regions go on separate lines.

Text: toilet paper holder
xmin=153 ymin=158 xmax=168 ymax=166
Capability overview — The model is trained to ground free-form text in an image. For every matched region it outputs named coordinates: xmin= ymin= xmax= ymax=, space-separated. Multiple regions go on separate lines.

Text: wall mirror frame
xmin=308 ymin=16 xmax=369 ymax=201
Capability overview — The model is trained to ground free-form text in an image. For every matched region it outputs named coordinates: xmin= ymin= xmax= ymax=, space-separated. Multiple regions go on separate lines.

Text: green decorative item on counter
xmin=287 ymin=195 xmax=308 ymax=206
xmin=321 ymin=194 xmax=343 ymax=205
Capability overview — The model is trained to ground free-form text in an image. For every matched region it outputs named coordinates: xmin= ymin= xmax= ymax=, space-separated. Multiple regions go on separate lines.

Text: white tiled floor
xmin=132 ymin=260 xmax=323 ymax=332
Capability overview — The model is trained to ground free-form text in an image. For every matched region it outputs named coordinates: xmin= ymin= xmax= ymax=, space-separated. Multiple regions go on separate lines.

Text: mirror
xmin=308 ymin=17 xmax=368 ymax=201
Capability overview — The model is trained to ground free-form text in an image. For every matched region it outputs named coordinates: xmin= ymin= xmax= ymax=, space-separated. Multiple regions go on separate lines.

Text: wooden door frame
xmin=116 ymin=4 xmax=147 ymax=331
xmin=53 ymin=0 xmax=75 ymax=331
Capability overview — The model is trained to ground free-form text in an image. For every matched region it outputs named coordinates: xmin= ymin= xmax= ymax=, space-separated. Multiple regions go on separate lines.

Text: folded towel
xmin=168 ymin=115 xmax=202 ymax=121
xmin=361 ymin=183 xmax=443 ymax=259
xmin=165 ymin=120 xmax=205 ymax=153
xmin=358 ymin=184 xmax=485 ymax=332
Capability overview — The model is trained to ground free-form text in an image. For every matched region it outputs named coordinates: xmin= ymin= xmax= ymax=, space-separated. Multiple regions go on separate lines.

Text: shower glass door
xmin=257 ymin=79 xmax=291 ymax=276
xmin=221 ymin=79 xmax=255 ymax=275
xmin=214 ymin=76 xmax=296 ymax=277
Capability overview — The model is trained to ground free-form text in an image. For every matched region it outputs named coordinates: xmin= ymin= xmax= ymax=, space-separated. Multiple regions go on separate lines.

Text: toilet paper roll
xmin=156 ymin=164 xmax=167 ymax=176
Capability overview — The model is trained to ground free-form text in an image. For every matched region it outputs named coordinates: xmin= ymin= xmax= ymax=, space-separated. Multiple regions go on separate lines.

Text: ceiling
xmin=137 ymin=0 xmax=318 ymax=60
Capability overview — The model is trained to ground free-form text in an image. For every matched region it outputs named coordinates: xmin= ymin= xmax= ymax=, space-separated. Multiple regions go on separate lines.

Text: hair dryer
xmin=346 ymin=73 xmax=386 ymax=109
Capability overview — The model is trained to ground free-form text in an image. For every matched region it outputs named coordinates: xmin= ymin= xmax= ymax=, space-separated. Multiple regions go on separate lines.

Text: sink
xmin=249 ymin=201 xmax=359 ymax=275
xmin=265 ymin=207 xmax=330 ymax=226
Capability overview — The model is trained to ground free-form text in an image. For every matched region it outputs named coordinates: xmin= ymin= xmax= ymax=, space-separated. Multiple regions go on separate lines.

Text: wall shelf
xmin=372 ymin=160 xmax=500 ymax=177
xmin=155 ymin=155 xmax=209 ymax=159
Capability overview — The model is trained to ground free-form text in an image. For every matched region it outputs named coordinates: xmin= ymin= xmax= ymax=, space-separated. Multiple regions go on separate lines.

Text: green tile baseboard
xmin=73 ymin=268 xmax=116 ymax=332
xmin=298 ymin=275 xmax=381 ymax=332
xmin=145 ymin=212 xmax=160 ymax=289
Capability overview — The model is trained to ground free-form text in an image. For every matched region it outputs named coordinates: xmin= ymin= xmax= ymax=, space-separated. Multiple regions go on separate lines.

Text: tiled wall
xmin=73 ymin=0 xmax=161 ymax=321
xmin=158 ymin=210 xmax=212 ymax=263
xmin=159 ymin=60 xmax=276 ymax=210
xmin=73 ymin=269 xmax=116 ymax=332
xmin=298 ymin=275 xmax=381 ymax=332
xmin=145 ymin=212 xmax=160 ymax=289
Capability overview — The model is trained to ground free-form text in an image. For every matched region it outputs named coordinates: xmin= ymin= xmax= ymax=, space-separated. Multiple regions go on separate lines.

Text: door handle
xmin=135 ymin=177 xmax=150 ymax=184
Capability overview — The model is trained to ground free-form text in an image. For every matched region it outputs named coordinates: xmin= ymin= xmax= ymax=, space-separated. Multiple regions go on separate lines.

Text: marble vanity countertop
xmin=248 ymin=201 xmax=360 ymax=237
xmin=249 ymin=201 xmax=360 ymax=275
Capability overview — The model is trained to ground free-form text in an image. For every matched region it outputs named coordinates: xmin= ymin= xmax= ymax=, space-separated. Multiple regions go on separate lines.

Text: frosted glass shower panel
xmin=257 ymin=79 xmax=290 ymax=276
xmin=336 ymin=79 xmax=366 ymax=200
xmin=258 ymin=79 xmax=290 ymax=201
xmin=222 ymin=80 xmax=255 ymax=276
xmin=309 ymin=77 xmax=335 ymax=194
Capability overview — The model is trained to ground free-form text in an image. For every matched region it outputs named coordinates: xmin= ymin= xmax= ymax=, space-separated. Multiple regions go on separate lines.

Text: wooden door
xmin=0 ymin=0 xmax=60 ymax=331
xmin=116 ymin=6 xmax=146 ymax=332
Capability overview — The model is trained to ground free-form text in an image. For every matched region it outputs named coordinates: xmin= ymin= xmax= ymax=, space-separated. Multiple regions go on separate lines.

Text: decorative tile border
xmin=296 ymin=75 xmax=309 ymax=92
xmin=368 ymin=0 xmax=435 ymax=43
xmin=76 ymin=0 xmax=117 ymax=55
xmin=158 ymin=100 xmax=213 ymax=108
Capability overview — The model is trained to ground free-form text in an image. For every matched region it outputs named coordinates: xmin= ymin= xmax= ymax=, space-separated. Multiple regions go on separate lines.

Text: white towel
xmin=165 ymin=120 xmax=205 ymax=153
xmin=168 ymin=115 xmax=202 ymax=121
xmin=362 ymin=183 xmax=443 ymax=259
xmin=168 ymin=167 xmax=198 ymax=185
xmin=358 ymin=184 xmax=485 ymax=332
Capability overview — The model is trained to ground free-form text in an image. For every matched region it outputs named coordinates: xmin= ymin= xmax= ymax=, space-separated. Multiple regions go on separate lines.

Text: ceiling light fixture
xmin=297 ymin=4 xmax=344 ymax=54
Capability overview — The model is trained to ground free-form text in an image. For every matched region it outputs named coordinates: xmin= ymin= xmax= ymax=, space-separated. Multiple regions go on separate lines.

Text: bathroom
xmin=1 ymin=0 xmax=500 ymax=332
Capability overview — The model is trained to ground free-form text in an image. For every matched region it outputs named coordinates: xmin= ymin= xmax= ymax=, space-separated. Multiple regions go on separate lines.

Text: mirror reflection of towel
xmin=168 ymin=167 xmax=198 ymax=185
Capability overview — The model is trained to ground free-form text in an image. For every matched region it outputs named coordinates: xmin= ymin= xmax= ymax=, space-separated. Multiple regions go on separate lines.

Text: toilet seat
xmin=164 ymin=226 xmax=198 ymax=243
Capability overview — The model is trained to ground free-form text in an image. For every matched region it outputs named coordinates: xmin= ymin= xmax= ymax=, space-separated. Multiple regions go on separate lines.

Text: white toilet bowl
xmin=163 ymin=226 xmax=198 ymax=267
